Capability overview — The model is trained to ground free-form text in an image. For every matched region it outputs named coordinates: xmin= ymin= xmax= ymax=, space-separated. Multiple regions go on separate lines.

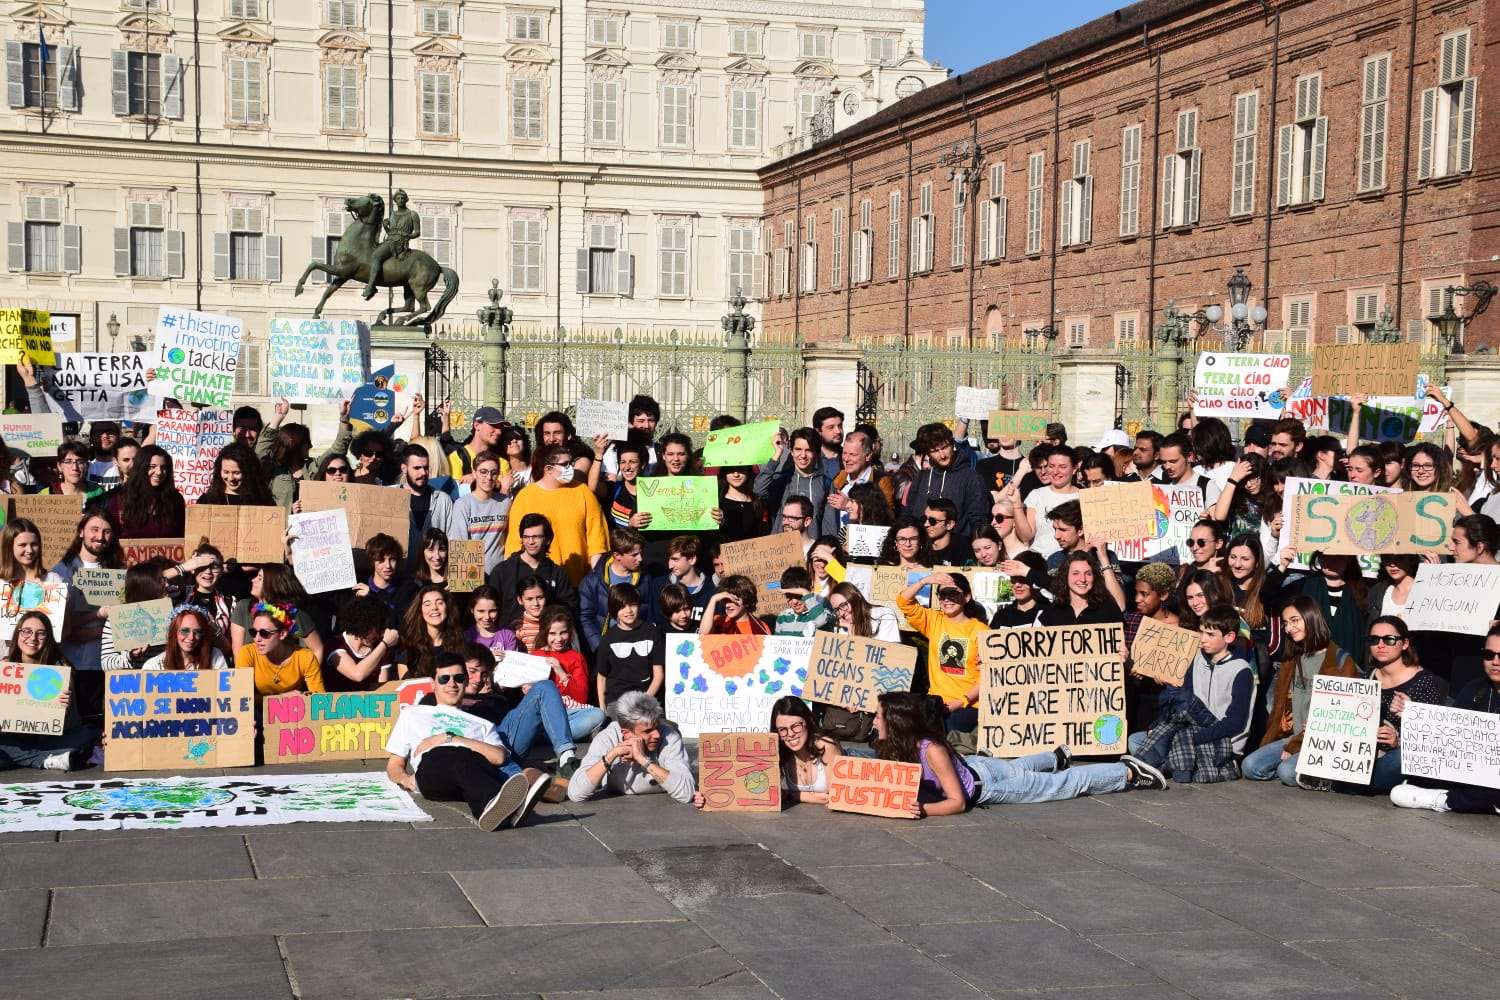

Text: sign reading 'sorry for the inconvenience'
xmin=1402 ymin=563 xmax=1500 ymax=636
xmin=289 ymin=509 xmax=357 ymax=595
xmin=1079 ymin=481 xmax=1156 ymax=544
xmin=1401 ymin=702 xmax=1500 ymax=790
xmin=572 ymin=398 xmax=630 ymax=442
xmin=979 ymin=623 xmax=1128 ymax=757
xmin=826 ymin=756 xmax=921 ymax=819
xmin=1191 ymin=353 xmax=1292 ymax=420
xmin=267 ymin=317 xmax=368 ymax=402
xmin=262 ymin=688 xmax=400 ymax=764
xmin=1296 ymin=675 xmax=1380 ymax=785
xmin=0 ymin=308 xmax=55 ymax=364
xmin=666 ymin=633 xmax=809 ymax=740
xmin=807 ymin=631 xmax=916 ymax=714
xmin=150 ymin=306 xmax=245 ymax=409
xmin=1129 ymin=617 xmax=1199 ymax=686
xmin=0 ymin=662 xmax=71 ymax=736
xmin=104 ymin=668 xmax=255 ymax=771
xmin=1312 ymin=341 xmax=1422 ymax=398
xmin=698 ymin=732 xmax=781 ymax=812
xmin=719 ymin=531 xmax=807 ymax=615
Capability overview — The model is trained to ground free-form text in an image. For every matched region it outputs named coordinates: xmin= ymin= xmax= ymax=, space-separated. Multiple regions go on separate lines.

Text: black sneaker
xmin=508 ymin=768 xmax=552 ymax=827
xmin=1053 ymin=745 xmax=1073 ymax=772
xmin=1121 ymin=754 xmax=1169 ymax=790
xmin=477 ymin=773 xmax=529 ymax=831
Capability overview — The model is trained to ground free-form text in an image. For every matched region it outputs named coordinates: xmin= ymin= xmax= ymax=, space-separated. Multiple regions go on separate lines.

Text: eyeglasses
xmin=177 ymin=627 xmax=205 ymax=637
xmin=196 ymin=562 xmax=222 ymax=573
xmin=829 ymin=601 xmax=851 ymax=615
xmin=1410 ymin=462 xmax=1436 ymax=472
xmin=1366 ymin=634 xmax=1403 ymax=647
xmin=58 ymin=459 xmax=85 ymax=467
xmin=521 ymin=533 xmax=547 ymax=542
xmin=475 ymin=468 xmax=498 ymax=477
xmin=1186 ymin=538 xmax=1212 ymax=548
xmin=895 ymin=535 xmax=919 ymax=544
xmin=1483 ymin=650 xmax=1500 ymax=661
xmin=15 ymin=628 xmax=45 ymax=640
xmin=775 ymin=722 xmax=807 ymax=737
xmin=250 ymin=627 xmax=280 ymax=639
xmin=434 ymin=671 xmax=466 ymax=685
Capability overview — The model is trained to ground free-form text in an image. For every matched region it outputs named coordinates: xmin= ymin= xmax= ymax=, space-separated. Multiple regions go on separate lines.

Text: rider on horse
xmin=363 ymin=189 xmax=421 ymax=300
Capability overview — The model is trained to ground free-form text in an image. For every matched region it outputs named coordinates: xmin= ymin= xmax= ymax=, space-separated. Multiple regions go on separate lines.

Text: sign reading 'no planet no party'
xmin=151 ymin=307 xmax=245 ymax=409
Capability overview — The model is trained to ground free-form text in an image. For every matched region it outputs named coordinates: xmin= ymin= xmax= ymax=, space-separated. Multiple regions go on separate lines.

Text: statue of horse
xmin=294 ymin=193 xmax=460 ymax=327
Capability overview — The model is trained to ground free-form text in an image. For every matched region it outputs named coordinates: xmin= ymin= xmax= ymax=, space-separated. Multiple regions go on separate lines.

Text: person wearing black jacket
xmin=487 ymin=514 xmax=578 ymax=618
xmin=902 ymin=423 xmax=990 ymax=537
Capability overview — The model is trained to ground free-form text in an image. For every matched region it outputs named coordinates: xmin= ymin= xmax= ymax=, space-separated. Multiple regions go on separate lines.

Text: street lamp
xmin=1023 ymin=324 xmax=1058 ymax=352
xmin=1193 ymin=267 xmax=1267 ymax=351
xmin=1436 ymin=281 xmax=1498 ymax=354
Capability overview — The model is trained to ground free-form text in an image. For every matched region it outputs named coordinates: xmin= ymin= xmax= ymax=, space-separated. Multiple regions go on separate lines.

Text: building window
xmin=799 ymin=30 xmax=830 ymax=60
xmin=577 ymin=220 xmax=633 ymax=296
xmin=980 ymin=163 xmax=1006 ymax=260
xmin=1287 ymin=297 xmax=1312 ymax=352
xmin=1162 ymin=109 xmax=1202 ymax=226
xmin=800 ymin=215 xmax=818 ymax=292
xmin=1359 ymin=55 xmax=1390 ymax=191
xmin=325 ymin=0 xmax=360 ymax=29
xmin=1231 ymin=92 xmax=1258 ymax=215
xmin=728 ymin=225 xmax=761 ymax=299
xmin=1115 ymin=314 xmax=1138 ymax=350
xmin=228 ymin=57 xmax=265 ymax=125
xmin=230 ymin=208 xmax=264 ymax=280
xmin=419 ymin=71 xmax=453 ymax=135
xmin=1426 ymin=284 xmax=1459 ymax=345
xmin=127 ymin=203 xmax=165 ymax=278
xmin=588 ymin=15 xmax=621 ymax=47
xmin=512 ymin=77 xmax=543 ymax=141
xmin=729 ymin=26 xmax=761 ymax=56
xmin=911 ymin=182 xmax=933 ymax=273
xmin=1352 ymin=290 xmax=1381 ymax=339
xmin=887 ymin=191 xmax=901 ymax=279
xmin=589 ymin=77 xmax=619 ymax=144
xmin=831 ymin=206 xmax=844 ymax=288
xmin=511 ymin=12 xmax=544 ymax=41
xmin=10 ymin=196 xmax=69 ymax=274
xmin=797 ymin=92 xmax=821 ymax=136
xmin=661 ymin=21 xmax=693 ymax=50
xmin=1119 ymin=124 xmax=1141 ymax=236
xmin=420 ymin=209 xmax=454 ymax=267
xmin=126 ymin=52 xmax=162 ymax=116
xmin=867 ymin=34 xmax=898 ymax=64
xmin=1419 ymin=30 xmax=1475 ymax=180
xmin=1058 ymin=139 xmax=1092 ymax=247
xmin=659 ymin=223 xmax=689 ymax=298
xmin=313 ymin=206 xmax=345 ymax=284
xmin=660 ymin=83 xmax=691 ymax=147
xmin=1025 ymin=152 xmax=1044 ymax=255
xmin=15 ymin=42 xmax=58 ymax=109
xmin=775 ymin=220 xmax=792 ymax=297
xmin=1277 ymin=75 xmax=1328 ymax=206
xmin=418 ymin=4 xmax=455 ymax=35
xmin=324 ymin=64 xmax=359 ymax=130
xmin=949 ymin=181 xmax=966 ymax=266
xmin=728 ymin=88 xmax=759 ymax=149
xmin=229 ymin=0 xmax=263 ymax=18
xmin=509 ymin=217 xmax=543 ymax=292
xmin=1067 ymin=318 xmax=1088 ymax=349
xmin=852 ymin=198 xmax=872 ymax=283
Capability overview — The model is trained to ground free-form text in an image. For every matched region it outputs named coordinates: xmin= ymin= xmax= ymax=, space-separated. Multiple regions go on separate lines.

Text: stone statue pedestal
xmin=370 ymin=324 xmax=430 ymax=424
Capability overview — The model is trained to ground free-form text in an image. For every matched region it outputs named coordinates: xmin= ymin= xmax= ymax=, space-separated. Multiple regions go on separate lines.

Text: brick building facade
xmin=759 ymin=0 xmax=1499 ymax=355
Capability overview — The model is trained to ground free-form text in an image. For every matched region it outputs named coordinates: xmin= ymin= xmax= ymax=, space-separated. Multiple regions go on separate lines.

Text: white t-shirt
xmin=1194 ymin=462 xmax=1234 ymax=508
xmin=1023 ymin=485 xmax=1076 ymax=557
xmin=384 ymin=703 xmax=501 ymax=772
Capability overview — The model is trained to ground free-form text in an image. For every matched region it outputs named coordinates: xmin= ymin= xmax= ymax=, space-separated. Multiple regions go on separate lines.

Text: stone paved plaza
xmin=1 ymin=762 xmax=1497 ymax=1000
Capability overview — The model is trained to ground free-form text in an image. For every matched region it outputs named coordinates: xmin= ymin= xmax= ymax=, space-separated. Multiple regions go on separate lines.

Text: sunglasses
xmin=782 ymin=591 xmax=810 ymax=602
xmin=197 ymin=562 xmax=222 ymax=573
xmin=434 ymin=671 xmax=466 ymax=685
xmin=250 ymin=627 xmax=281 ymax=639
xmin=1186 ymin=538 xmax=1213 ymax=548
xmin=992 ymin=513 xmax=1012 ymax=522
xmin=923 ymin=516 xmax=946 ymax=526
xmin=325 ymin=465 xmax=350 ymax=475
xmin=1366 ymin=635 xmax=1403 ymax=647
xmin=177 ymin=627 xmax=205 ymax=637
xmin=1483 ymin=650 xmax=1500 ymax=661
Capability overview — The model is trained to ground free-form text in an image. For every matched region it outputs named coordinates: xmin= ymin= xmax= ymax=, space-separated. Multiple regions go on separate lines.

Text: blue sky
xmin=924 ymin=0 xmax=1129 ymax=75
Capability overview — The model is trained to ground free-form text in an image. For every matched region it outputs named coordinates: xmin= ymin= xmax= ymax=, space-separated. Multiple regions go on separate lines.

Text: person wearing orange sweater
xmin=503 ymin=444 xmax=609 ymax=586
xmin=531 ymin=606 xmax=607 ymax=741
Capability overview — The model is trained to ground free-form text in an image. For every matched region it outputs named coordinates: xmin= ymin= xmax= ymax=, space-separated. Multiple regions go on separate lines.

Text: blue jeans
xmin=964 ymin=752 xmax=1128 ymax=805
xmin=566 ymin=705 xmax=607 ymax=742
xmin=495 ymin=680 xmax=576 ymax=779
xmin=1242 ymin=738 xmax=1299 ymax=785
xmin=1127 ymin=731 xmax=1148 ymax=755
xmin=1336 ymin=748 xmax=1404 ymax=796
xmin=0 ymin=725 xmax=98 ymax=771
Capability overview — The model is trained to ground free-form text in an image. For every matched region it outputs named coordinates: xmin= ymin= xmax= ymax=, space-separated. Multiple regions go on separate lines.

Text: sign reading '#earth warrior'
xmin=698 ymin=732 xmax=781 ymax=812
xmin=1402 ymin=563 xmax=1500 ymax=636
xmin=1296 ymin=675 xmax=1380 ymax=785
xmin=1279 ymin=477 xmax=1397 ymax=577
xmin=826 ymin=756 xmax=921 ymax=819
xmin=1291 ymin=490 xmax=1455 ymax=556
xmin=267 ymin=317 xmax=368 ymax=402
xmin=262 ymin=689 xmax=401 ymax=764
xmin=701 ymin=419 xmax=779 ymax=467
xmin=807 ymin=631 xmax=916 ymax=713
xmin=636 ymin=476 xmax=718 ymax=531
xmin=1109 ymin=483 xmax=1205 ymax=566
xmin=0 ymin=662 xmax=70 ymax=735
xmin=1312 ymin=341 xmax=1422 ymax=397
xmin=1128 ymin=617 xmax=1199 ymax=686
xmin=150 ymin=306 xmax=245 ymax=408
xmin=1191 ymin=352 xmax=1292 ymax=419
xmin=1400 ymin=702 xmax=1500 ymax=790
xmin=156 ymin=408 xmax=233 ymax=503
xmin=979 ymin=623 xmax=1127 ymax=757
xmin=104 ymin=668 xmax=255 ymax=771
xmin=48 ymin=352 xmax=155 ymax=421
xmin=0 ymin=308 xmax=55 ymax=364
xmin=665 ymin=633 xmax=809 ymax=739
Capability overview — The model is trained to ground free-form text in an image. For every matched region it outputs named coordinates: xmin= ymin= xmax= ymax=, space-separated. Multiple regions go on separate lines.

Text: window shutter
xmin=62 ymin=224 xmax=81 ymax=273
xmin=5 ymin=41 xmax=22 ymax=108
xmin=751 ymin=252 xmax=766 ymax=298
xmin=7 ymin=221 xmax=24 ymax=271
xmin=574 ymin=247 xmax=590 ymax=293
xmin=1360 ymin=95 xmax=1385 ymax=191
xmin=1058 ymin=179 xmax=1071 ymax=247
xmin=1415 ymin=87 xmax=1435 ymax=181
xmin=1458 ymin=77 xmax=1476 ymax=173
xmin=1309 ymin=117 xmax=1328 ymax=201
xmin=910 ymin=215 xmax=921 ymax=271
xmin=998 ymin=196 xmax=1007 ymax=258
xmin=616 ymin=251 xmax=634 ymax=297
xmin=213 ymin=232 xmax=230 ymax=279
xmin=1185 ymin=150 xmax=1201 ymax=224
xmin=111 ymin=50 xmax=129 ymax=115
xmin=1276 ymin=123 xmax=1295 ymax=206
xmin=1080 ymin=176 xmax=1093 ymax=244
xmin=114 ymin=227 xmax=131 ymax=276
xmin=978 ymin=201 xmax=990 ymax=261
xmin=263 ymin=234 xmax=281 ymax=282
xmin=58 ymin=46 xmax=79 ymax=111
xmin=1442 ymin=31 xmax=1470 ymax=84
xmin=167 ymin=229 xmax=184 ymax=278
xmin=1160 ymin=155 xmax=1176 ymax=228
xmin=162 ymin=53 xmax=183 ymax=119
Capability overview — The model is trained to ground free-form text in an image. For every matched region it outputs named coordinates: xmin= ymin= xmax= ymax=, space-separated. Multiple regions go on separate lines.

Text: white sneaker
xmin=476 ymin=773 xmax=529 ymax=831
xmin=1390 ymin=783 xmax=1451 ymax=813
xmin=41 ymin=751 xmax=74 ymax=771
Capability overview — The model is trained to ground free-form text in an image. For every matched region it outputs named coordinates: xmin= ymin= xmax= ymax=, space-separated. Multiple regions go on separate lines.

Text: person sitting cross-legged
xmin=566 ymin=692 xmax=695 ymax=804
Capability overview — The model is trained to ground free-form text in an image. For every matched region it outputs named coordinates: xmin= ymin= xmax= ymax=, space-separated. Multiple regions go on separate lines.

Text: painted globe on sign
xmin=1093 ymin=714 xmax=1123 ymax=747
xmin=62 ymin=784 xmax=235 ymax=813
xmin=1342 ymin=497 xmax=1399 ymax=551
xmin=24 ymin=666 xmax=64 ymax=701
xmin=743 ymin=770 xmax=771 ymax=796
xmin=167 ymin=347 xmax=186 ymax=364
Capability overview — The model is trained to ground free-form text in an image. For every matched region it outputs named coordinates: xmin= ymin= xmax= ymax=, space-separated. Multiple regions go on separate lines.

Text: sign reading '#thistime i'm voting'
xmin=150 ymin=307 xmax=244 ymax=409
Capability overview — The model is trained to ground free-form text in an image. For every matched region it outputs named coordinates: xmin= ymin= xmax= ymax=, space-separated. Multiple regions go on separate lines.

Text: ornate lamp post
xmin=476 ymin=278 xmax=513 ymax=416
xmin=722 ymin=291 xmax=756 ymax=420
xmin=1153 ymin=301 xmax=1195 ymax=431
xmin=1022 ymin=324 xmax=1058 ymax=352
xmin=939 ymin=136 xmax=986 ymax=353
xmin=1189 ymin=267 xmax=1267 ymax=351
xmin=1435 ymin=281 xmax=1498 ymax=355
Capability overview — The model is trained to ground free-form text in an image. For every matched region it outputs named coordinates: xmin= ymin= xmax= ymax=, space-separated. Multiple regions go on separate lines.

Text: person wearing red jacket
xmin=532 ymin=606 xmax=607 ymax=741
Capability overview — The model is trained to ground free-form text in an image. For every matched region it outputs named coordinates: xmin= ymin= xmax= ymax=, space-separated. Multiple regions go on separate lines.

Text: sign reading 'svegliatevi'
xmin=150 ymin=306 xmax=245 ymax=408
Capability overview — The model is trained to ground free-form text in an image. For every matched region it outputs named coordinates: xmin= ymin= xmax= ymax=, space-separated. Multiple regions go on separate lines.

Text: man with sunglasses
xmin=923 ymin=499 xmax=972 ymax=565
xmin=386 ymin=653 xmax=550 ymax=831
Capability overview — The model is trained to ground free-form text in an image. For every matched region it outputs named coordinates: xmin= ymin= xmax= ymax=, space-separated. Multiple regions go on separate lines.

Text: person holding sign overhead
xmin=257 ymin=398 xmax=354 ymax=511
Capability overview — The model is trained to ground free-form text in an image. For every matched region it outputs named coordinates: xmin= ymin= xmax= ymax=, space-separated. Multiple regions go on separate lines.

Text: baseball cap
xmin=1095 ymin=429 xmax=1131 ymax=450
xmin=472 ymin=406 xmax=504 ymax=426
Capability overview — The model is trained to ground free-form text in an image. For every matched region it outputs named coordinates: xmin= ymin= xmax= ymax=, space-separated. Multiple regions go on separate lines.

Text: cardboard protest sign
xmin=0 ymin=580 xmax=68 ymax=643
xmin=807 ymin=631 xmax=916 ymax=713
xmin=73 ymin=567 xmax=126 ymax=607
xmin=665 ymin=633 xmax=809 ymax=739
xmin=268 ymin=317 xmax=368 ymax=402
xmin=635 ymin=477 xmax=717 ymax=531
xmin=0 ymin=307 xmax=55 ymax=364
xmin=702 ymin=419 xmax=779 ymax=467
xmin=493 ymin=650 xmax=554 ymax=688
xmin=1191 ymin=352 xmax=1292 ymax=419
xmin=110 ymin=597 xmax=174 ymax=651
xmin=987 ymin=409 xmax=1049 ymax=439
xmin=349 ymin=362 xmax=398 ymax=432
xmin=842 ymin=524 xmax=889 ymax=559
xmin=104 ymin=668 xmax=255 ymax=771
xmin=123 ymin=538 xmax=185 ymax=567
xmin=1280 ymin=477 xmax=1396 ymax=576
xmin=1401 ymin=702 xmax=1500 ymax=790
xmin=1110 ymin=483 xmax=1203 ymax=565
xmin=1291 ymin=490 xmax=1455 ymax=556
xmin=1296 ymin=675 xmax=1380 ymax=784
xmin=1288 ymin=391 xmax=1451 ymax=444
xmin=0 ymin=413 xmax=64 ymax=457
xmin=573 ymin=398 xmax=629 ymax=442
xmin=720 ymin=531 xmax=807 ymax=615
xmin=1313 ymin=342 xmax=1422 ymax=398
xmin=1078 ymin=481 xmax=1155 ymax=544
xmin=288 ymin=509 xmax=357 ymax=595
xmin=826 ymin=756 xmax=921 ymax=819
xmin=0 ymin=662 xmax=70 ymax=736
xmin=1403 ymin=564 xmax=1500 ymax=636
xmin=13 ymin=492 xmax=83 ymax=569
xmin=448 ymin=539 xmax=485 ymax=592
xmin=867 ymin=566 xmax=923 ymax=607
xmin=48 ymin=352 xmax=155 ymax=421
xmin=1129 ymin=617 xmax=1199 ymax=686
xmin=150 ymin=306 xmax=244 ymax=408
xmin=262 ymin=688 xmax=400 ymax=764
xmin=300 ymin=481 xmax=410 ymax=550
xmin=979 ymin=623 xmax=1127 ymax=757
xmin=185 ymin=504 xmax=287 ymax=564
xmin=954 ymin=386 xmax=1000 ymax=421
xmin=698 ymin=732 xmax=781 ymax=812
xmin=156 ymin=408 xmax=233 ymax=503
